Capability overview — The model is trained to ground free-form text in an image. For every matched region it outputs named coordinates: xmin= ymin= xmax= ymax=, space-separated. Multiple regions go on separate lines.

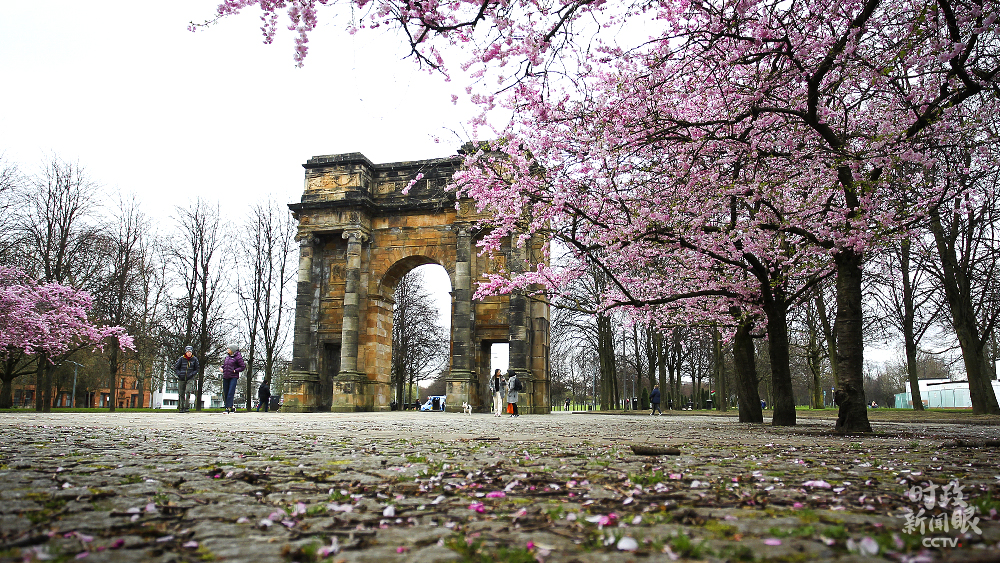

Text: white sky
xmin=0 ymin=0 xmax=479 ymax=218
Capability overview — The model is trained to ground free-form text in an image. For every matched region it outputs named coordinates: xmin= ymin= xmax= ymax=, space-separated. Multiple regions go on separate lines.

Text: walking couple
xmin=490 ymin=369 xmax=523 ymax=418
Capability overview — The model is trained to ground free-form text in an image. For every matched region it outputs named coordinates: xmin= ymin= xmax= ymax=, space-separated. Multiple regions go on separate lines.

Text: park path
xmin=1 ymin=411 xmax=998 ymax=562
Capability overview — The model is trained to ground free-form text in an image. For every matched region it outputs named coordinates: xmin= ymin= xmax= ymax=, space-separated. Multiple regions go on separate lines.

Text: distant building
xmin=895 ymin=378 xmax=1000 ymax=409
xmin=11 ymin=368 xmax=152 ymax=409
xmin=151 ymin=377 xmax=219 ymax=410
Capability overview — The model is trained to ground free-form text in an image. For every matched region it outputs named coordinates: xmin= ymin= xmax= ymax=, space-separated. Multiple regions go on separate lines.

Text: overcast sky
xmin=1 ymin=0 xmax=479 ymax=218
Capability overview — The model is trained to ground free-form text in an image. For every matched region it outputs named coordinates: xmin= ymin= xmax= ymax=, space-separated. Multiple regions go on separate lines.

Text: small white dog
xmin=461 ymin=401 xmax=473 ymax=414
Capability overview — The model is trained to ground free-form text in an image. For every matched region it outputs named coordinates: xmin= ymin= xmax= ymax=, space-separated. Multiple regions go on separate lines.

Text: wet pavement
xmin=1 ymin=410 xmax=998 ymax=562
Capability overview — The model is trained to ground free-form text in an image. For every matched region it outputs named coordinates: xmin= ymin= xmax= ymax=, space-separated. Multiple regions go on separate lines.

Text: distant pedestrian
xmin=220 ymin=345 xmax=246 ymax=413
xmin=650 ymin=384 xmax=662 ymax=415
xmin=564 ymin=397 xmax=571 ymax=410
xmin=257 ymin=381 xmax=271 ymax=412
xmin=173 ymin=346 xmax=199 ymax=413
xmin=490 ymin=369 xmax=506 ymax=417
xmin=506 ymin=371 xmax=522 ymax=417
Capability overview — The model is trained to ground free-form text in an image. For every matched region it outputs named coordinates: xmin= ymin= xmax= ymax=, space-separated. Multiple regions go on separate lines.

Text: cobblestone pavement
xmin=1 ymin=411 xmax=999 ymax=563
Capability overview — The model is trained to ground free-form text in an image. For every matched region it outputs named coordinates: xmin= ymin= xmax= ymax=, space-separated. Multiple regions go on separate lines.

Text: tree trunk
xmin=898 ymin=238 xmax=925 ymax=411
xmin=815 ymin=287 xmax=839 ymax=388
xmin=0 ymin=375 xmax=13 ymax=409
xmin=42 ymin=361 xmax=55 ymax=412
xmin=35 ymin=358 xmax=45 ymax=411
xmin=108 ymin=346 xmax=119 ymax=412
xmin=763 ymin=298 xmax=796 ymax=426
xmin=245 ymin=353 xmax=255 ymax=411
xmin=834 ymin=250 xmax=873 ymax=432
xmin=596 ymin=314 xmax=619 ymax=409
xmin=656 ymin=332 xmax=667 ymax=406
xmin=929 ymin=210 xmax=1000 ymax=414
xmin=713 ymin=328 xmax=728 ymax=411
xmin=732 ymin=321 xmax=763 ymax=423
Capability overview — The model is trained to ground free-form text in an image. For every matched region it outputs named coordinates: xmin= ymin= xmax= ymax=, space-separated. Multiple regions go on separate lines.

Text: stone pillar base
xmin=446 ymin=370 xmax=477 ymax=412
xmin=331 ymin=371 xmax=368 ymax=412
xmin=510 ymin=370 xmax=551 ymax=415
xmin=282 ymin=371 xmax=320 ymax=412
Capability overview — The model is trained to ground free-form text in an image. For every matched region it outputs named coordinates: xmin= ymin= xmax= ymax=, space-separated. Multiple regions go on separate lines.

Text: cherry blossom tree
xmin=0 ymin=266 xmax=133 ymax=411
xmin=206 ymin=0 xmax=1000 ymax=431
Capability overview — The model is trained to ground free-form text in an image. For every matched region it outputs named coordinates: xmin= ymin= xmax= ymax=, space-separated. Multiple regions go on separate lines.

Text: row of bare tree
xmin=549 ymin=193 xmax=1000 ymax=419
xmin=0 ymin=154 xmax=297 ymax=411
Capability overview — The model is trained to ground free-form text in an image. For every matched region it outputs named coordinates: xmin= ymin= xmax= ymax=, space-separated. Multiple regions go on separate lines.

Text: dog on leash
xmin=461 ymin=401 xmax=473 ymax=414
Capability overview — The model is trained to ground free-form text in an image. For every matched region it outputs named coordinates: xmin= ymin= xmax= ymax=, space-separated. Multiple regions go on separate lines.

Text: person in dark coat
xmin=173 ymin=346 xmax=199 ymax=413
xmin=650 ymin=384 xmax=662 ymax=416
xmin=257 ymin=381 xmax=271 ymax=412
xmin=220 ymin=345 xmax=247 ymax=413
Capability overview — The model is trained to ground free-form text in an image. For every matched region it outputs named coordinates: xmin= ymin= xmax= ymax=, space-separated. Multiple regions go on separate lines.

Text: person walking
xmin=490 ymin=369 xmax=506 ymax=417
xmin=173 ymin=346 xmax=199 ymax=413
xmin=506 ymin=371 xmax=522 ymax=418
xmin=257 ymin=380 xmax=271 ymax=412
xmin=650 ymin=384 xmax=662 ymax=415
xmin=220 ymin=345 xmax=246 ymax=413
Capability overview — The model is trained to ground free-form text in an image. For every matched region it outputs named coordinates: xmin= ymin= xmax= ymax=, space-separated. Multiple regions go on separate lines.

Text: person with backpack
xmin=173 ymin=346 xmax=199 ymax=413
xmin=506 ymin=371 xmax=522 ymax=417
xmin=257 ymin=380 xmax=271 ymax=412
xmin=650 ymin=384 xmax=662 ymax=415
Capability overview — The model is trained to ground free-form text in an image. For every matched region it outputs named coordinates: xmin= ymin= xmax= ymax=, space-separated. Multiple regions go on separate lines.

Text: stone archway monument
xmin=284 ymin=150 xmax=550 ymax=413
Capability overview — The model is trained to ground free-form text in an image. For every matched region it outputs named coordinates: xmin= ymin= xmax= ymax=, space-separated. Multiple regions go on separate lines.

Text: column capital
xmin=295 ymin=233 xmax=321 ymax=246
xmin=342 ymin=229 xmax=369 ymax=243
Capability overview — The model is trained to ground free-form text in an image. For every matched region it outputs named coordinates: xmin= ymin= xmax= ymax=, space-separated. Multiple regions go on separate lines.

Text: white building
xmin=895 ymin=378 xmax=1000 ymax=409
xmin=151 ymin=377 xmax=221 ymax=410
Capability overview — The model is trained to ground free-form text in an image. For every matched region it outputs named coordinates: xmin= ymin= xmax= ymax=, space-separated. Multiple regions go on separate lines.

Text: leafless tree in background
xmin=91 ymin=197 xmax=151 ymax=411
xmin=169 ymin=199 xmax=230 ymax=410
xmin=0 ymin=155 xmax=24 ymax=263
xmin=0 ymin=155 xmax=33 ymax=408
xmin=130 ymin=240 xmax=169 ymax=407
xmin=391 ymin=268 xmax=448 ymax=406
xmin=869 ymin=233 xmax=944 ymax=411
xmin=17 ymin=156 xmax=102 ymax=411
xmin=928 ymin=175 xmax=1000 ymax=415
xmin=237 ymin=200 xmax=296 ymax=409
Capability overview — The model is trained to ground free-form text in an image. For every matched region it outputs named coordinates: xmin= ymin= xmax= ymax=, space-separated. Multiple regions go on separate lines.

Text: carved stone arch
xmin=284 ymin=151 xmax=550 ymax=414
xmin=377 ymin=254 xmax=446 ymax=298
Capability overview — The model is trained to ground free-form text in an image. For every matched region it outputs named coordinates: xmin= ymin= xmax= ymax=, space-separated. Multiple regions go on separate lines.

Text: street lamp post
xmin=65 ymin=360 xmax=82 ymax=408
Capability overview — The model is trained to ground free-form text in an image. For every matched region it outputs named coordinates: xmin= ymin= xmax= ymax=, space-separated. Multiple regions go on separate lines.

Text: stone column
xmin=332 ymin=229 xmax=367 ymax=411
xmin=339 ymin=230 xmax=366 ymax=374
xmin=283 ymin=235 xmax=321 ymax=411
xmin=507 ymin=238 xmax=533 ymax=410
xmin=446 ymin=226 xmax=476 ymax=410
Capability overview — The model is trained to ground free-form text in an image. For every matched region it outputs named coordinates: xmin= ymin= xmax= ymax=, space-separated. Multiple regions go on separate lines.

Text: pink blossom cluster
xmin=207 ymin=0 xmax=998 ymax=334
xmin=0 ymin=266 xmax=134 ymax=358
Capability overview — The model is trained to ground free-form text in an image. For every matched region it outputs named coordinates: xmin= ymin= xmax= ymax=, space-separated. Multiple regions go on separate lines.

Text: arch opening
xmin=387 ymin=262 xmax=451 ymax=410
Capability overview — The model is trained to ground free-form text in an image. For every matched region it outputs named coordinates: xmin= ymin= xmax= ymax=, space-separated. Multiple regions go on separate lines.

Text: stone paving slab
xmin=0 ymin=411 xmax=998 ymax=562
